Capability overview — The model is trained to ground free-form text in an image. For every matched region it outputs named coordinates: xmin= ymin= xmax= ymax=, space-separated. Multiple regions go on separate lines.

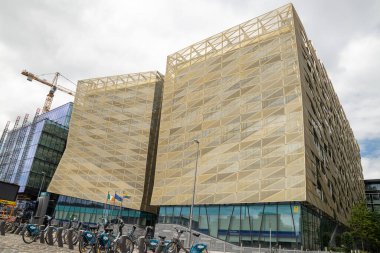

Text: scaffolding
xmin=14 ymin=108 xmax=41 ymax=184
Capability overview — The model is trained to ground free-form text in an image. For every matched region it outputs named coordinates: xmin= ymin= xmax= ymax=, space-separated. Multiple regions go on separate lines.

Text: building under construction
xmin=0 ymin=103 xmax=73 ymax=199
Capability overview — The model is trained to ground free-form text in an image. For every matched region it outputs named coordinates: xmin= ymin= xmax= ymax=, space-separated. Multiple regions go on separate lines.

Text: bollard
xmin=119 ymin=235 xmax=129 ymax=253
xmin=57 ymin=227 xmax=64 ymax=247
xmin=39 ymin=225 xmax=45 ymax=243
xmin=15 ymin=224 xmax=24 ymax=235
xmin=0 ymin=221 xmax=5 ymax=236
xmin=138 ymin=236 xmax=146 ymax=253
xmin=67 ymin=228 xmax=74 ymax=250
xmin=46 ymin=226 xmax=55 ymax=245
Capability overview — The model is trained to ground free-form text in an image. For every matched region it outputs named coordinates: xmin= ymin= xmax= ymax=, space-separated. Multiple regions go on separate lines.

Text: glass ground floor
xmin=53 ymin=197 xmax=339 ymax=250
xmin=158 ymin=202 xmax=338 ymax=250
xmin=53 ymin=195 xmax=156 ymax=226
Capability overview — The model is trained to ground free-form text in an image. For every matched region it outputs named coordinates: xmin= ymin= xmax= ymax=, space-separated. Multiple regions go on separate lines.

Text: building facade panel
xmin=48 ymin=72 xmax=163 ymax=213
xmin=152 ymin=4 xmax=306 ymax=206
xmin=292 ymin=11 xmax=365 ymax=224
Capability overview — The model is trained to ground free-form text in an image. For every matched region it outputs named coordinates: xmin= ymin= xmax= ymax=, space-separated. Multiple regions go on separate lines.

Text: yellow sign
xmin=0 ymin=199 xmax=16 ymax=206
xmin=293 ymin=205 xmax=299 ymax=213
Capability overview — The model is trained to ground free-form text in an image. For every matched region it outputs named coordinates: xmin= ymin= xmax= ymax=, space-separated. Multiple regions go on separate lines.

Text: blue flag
xmin=114 ymin=193 xmax=122 ymax=202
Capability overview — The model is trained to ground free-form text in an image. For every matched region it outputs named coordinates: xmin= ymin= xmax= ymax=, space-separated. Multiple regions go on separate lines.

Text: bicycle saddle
xmin=192 ymin=232 xmax=200 ymax=237
xmin=158 ymin=235 xmax=166 ymax=240
xmin=89 ymin=224 xmax=99 ymax=231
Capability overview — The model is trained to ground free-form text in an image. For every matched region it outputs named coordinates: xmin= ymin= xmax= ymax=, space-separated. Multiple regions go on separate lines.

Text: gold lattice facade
xmin=151 ymin=4 xmax=364 ymax=225
xmin=48 ymin=72 xmax=164 ymax=213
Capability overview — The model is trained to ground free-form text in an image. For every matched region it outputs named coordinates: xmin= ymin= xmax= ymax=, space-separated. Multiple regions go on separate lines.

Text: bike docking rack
xmin=39 ymin=225 xmax=45 ymax=243
xmin=119 ymin=234 xmax=129 ymax=253
xmin=138 ymin=235 xmax=146 ymax=253
xmin=0 ymin=220 xmax=5 ymax=236
xmin=45 ymin=225 xmax=55 ymax=245
xmin=56 ymin=227 xmax=64 ymax=247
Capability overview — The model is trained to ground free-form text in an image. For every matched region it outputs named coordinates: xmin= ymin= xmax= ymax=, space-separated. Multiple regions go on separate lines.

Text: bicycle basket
xmin=83 ymin=230 xmax=96 ymax=245
xmin=26 ymin=224 xmax=39 ymax=236
xmin=98 ymin=232 xmax=110 ymax=247
xmin=190 ymin=243 xmax=208 ymax=253
xmin=149 ymin=239 xmax=159 ymax=249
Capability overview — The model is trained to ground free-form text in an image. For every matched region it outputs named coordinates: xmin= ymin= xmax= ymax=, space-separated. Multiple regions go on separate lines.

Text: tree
xmin=341 ymin=232 xmax=353 ymax=252
xmin=348 ymin=202 xmax=380 ymax=251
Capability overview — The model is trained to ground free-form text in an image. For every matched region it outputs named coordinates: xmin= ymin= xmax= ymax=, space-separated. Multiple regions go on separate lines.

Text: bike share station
xmin=1 ymin=191 xmax=209 ymax=253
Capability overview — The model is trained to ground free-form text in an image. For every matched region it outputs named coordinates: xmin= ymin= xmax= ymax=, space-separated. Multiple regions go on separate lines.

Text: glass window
xmin=218 ymin=206 xmax=233 ymax=240
xmin=241 ymin=205 xmax=252 ymax=245
xmin=278 ymin=204 xmax=296 ymax=243
xmin=261 ymin=204 xmax=277 ymax=242
xmin=199 ymin=206 xmax=208 ymax=235
xmin=229 ymin=206 xmax=241 ymax=243
xmin=181 ymin=206 xmax=190 ymax=226
xmin=206 ymin=206 xmax=219 ymax=238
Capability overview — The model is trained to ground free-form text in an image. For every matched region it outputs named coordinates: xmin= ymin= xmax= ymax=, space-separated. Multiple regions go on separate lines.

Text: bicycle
xmin=63 ymin=215 xmax=82 ymax=245
xmin=22 ymin=215 xmax=58 ymax=244
xmin=79 ymin=217 xmax=118 ymax=253
xmin=165 ymin=228 xmax=208 ymax=253
xmin=152 ymin=235 xmax=171 ymax=253
xmin=123 ymin=225 xmax=153 ymax=253
xmin=78 ymin=223 xmax=100 ymax=253
xmin=109 ymin=217 xmax=125 ymax=253
xmin=4 ymin=214 xmax=21 ymax=233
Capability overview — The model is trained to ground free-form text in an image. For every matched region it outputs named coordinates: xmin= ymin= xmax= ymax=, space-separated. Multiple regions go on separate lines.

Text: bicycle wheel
xmin=72 ymin=230 xmax=80 ymax=245
xmin=113 ymin=243 xmax=122 ymax=253
xmin=63 ymin=230 xmax=68 ymax=244
xmin=51 ymin=227 xmax=58 ymax=243
xmin=44 ymin=227 xmax=58 ymax=244
xmin=125 ymin=238 xmax=135 ymax=253
xmin=22 ymin=230 xmax=36 ymax=244
xmin=5 ymin=222 xmax=13 ymax=232
xmin=79 ymin=238 xmax=93 ymax=253
xmin=165 ymin=242 xmax=179 ymax=253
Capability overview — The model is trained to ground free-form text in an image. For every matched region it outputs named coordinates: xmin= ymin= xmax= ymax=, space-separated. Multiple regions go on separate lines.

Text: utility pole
xmin=188 ymin=139 xmax=200 ymax=247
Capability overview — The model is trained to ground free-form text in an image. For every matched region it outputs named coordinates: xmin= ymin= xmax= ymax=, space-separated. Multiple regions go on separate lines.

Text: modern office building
xmin=152 ymin=4 xmax=365 ymax=250
xmin=0 ymin=103 xmax=72 ymax=199
xmin=364 ymin=179 xmax=380 ymax=213
xmin=48 ymin=72 xmax=164 ymax=225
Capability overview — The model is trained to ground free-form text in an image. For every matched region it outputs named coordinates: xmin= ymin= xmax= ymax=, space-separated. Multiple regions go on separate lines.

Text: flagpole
xmin=104 ymin=191 xmax=109 ymax=218
xmin=111 ymin=191 xmax=116 ymax=220
xmin=118 ymin=191 xmax=123 ymax=218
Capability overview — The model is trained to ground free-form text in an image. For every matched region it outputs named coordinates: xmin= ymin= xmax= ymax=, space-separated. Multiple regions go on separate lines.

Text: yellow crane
xmin=21 ymin=70 xmax=76 ymax=113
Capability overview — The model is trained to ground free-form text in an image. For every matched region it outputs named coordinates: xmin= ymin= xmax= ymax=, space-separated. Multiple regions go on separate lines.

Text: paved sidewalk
xmin=0 ymin=233 xmax=75 ymax=253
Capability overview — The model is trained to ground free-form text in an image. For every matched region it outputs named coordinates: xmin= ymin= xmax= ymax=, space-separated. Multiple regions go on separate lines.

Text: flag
xmin=115 ymin=193 xmax=122 ymax=202
xmin=123 ymin=193 xmax=131 ymax=199
xmin=107 ymin=192 xmax=115 ymax=202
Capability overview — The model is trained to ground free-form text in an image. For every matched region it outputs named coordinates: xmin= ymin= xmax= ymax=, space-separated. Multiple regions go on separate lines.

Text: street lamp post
xmin=38 ymin=171 xmax=46 ymax=197
xmin=188 ymin=139 xmax=200 ymax=247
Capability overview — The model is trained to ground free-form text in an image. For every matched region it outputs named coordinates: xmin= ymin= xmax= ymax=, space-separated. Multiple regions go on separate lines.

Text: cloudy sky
xmin=1 ymin=0 xmax=379 ymax=179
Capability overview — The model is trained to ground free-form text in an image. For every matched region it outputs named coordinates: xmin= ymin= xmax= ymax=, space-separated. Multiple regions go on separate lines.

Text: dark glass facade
xmin=365 ymin=179 xmax=380 ymax=213
xmin=158 ymin=203 xmax=337 ymax=250
xmin=0 ymin=103 xmax=72 ymax=197
xmin=54 ymin=195 xmax=156 ymax=226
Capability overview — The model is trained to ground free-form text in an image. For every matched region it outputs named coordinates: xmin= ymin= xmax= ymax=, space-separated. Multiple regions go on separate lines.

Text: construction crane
xmin=21 ymin=70 xmax=76 ymax=113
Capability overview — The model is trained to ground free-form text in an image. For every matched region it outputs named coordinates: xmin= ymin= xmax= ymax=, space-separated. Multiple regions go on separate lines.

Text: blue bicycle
xmin=165 ymin=228 xmax=208 ymax=253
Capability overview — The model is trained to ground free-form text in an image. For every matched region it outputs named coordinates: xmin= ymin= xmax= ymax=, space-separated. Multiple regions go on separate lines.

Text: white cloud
xmin=362 ymin=157 xmax=380 ymax=179
xmin=331 ymin=34 xmax=380 ymax=179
